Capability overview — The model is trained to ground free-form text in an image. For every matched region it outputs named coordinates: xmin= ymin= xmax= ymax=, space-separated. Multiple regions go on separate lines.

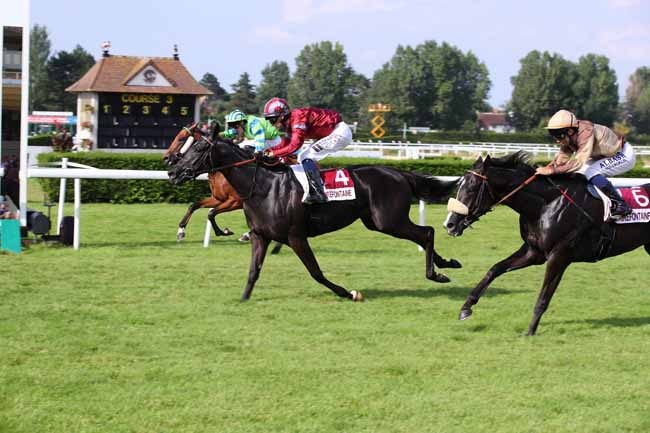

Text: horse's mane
xmin=215 ymin=139 xmax=289 ymax=173
xmin=489 ymin=151 xmax=536 ymax=175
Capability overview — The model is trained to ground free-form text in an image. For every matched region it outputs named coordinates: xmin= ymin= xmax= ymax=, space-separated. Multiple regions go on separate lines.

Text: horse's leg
xmin=177 ymin=197 xmax=218 ymax=241
xmin=241 ymin=232 xmax=271 ymax=302
xmin=364 ymin=215 xmax=452 ymax=283
xmin=207 ymin=197 xmax=242 ymax=237
xmin=526 ymin=249 xmax=571 ymax=336
xmin=288 ymin=236 xmax=360 ymax=301
xmin=460 ymin=243 xmax=545 ymax=320
xmin=207 ymin=207 xmax=232 ymax=236
xmin=270 ymin=242 xmax=283 ymax=255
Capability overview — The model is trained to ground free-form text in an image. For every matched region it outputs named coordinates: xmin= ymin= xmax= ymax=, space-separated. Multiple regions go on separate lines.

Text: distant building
xmin=477 ymin=111 xmax=513 ymax=133
xmin=66 ymin=44 xmax=211 ymax=150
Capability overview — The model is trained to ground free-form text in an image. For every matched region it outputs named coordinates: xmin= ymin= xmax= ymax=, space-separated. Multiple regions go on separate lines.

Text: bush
xmin=28 ymin=134 xmax=53 ymax=146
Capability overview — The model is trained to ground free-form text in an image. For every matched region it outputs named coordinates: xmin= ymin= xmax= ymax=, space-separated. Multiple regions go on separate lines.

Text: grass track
xmin=2 ymin=201 xmax=649 ymax=433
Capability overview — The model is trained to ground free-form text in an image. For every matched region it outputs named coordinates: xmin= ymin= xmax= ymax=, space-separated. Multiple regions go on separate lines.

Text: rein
xmin=468 ymin=170 xmax=595 ymax=224
xmin=468 ymin=170 xmax=537 ymax=211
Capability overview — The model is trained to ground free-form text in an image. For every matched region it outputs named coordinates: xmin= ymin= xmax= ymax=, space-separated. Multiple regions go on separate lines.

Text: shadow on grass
xmin=81 ymin=239 xmax=246 ymax=249
xmin=556 ymin=316 xmax=650 ymax=329
xmin=363 ymin=285 xmax=526 ymax=300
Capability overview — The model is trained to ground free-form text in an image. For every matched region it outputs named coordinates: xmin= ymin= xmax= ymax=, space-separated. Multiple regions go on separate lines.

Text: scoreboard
xmin=97 ymin=93 xmax=195 ymax=149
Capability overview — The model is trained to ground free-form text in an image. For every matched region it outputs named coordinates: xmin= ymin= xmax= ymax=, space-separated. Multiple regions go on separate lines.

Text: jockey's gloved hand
xmin=254 ymin=150 xmax=265 ymax=162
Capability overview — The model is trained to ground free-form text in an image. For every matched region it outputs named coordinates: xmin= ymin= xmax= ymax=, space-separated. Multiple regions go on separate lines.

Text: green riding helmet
xmin=225 ymin=109 xmax=247 ymax=124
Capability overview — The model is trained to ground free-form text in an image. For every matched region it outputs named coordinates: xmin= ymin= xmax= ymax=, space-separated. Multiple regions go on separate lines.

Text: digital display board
xmin=97 ymin=93 xmax=195 ymax=149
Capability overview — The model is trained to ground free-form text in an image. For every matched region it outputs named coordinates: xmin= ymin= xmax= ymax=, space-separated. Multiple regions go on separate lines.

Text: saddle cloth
xmin=290 ymin=166 xmax=356 ymax=203
xmin=589 ymin=185 xmax=650 ymax=224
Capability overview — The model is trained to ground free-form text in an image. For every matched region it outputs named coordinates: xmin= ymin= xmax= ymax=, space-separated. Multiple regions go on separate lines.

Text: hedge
xmin=28 ymin=134 xmax=53 ymax=146
xmin=37 ymin=151 xmax=650 ymax=203
xmin=37 ymin=152 xmax=211 ymax=204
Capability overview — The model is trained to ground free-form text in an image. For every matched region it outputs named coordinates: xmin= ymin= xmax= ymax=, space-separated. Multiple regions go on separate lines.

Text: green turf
xmin=2 ymin=202 xmax=649 ymax=433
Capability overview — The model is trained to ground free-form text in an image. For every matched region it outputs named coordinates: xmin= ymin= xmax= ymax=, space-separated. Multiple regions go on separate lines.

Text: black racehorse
xmin=445 ymin=151 xmax=650 ymax=335
xmin=168 ymin=134 xmax=462 ymax=302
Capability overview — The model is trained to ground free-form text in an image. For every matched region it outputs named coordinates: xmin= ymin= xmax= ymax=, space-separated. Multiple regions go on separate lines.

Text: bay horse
xmin=444 ymin=151 xmax=650 ymax=335
xmin=168 ymin=134 xmax=462 ymax=302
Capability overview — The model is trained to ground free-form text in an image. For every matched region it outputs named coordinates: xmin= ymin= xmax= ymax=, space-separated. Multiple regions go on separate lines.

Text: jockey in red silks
xmin=261 ymin=98 xmax=353 ymax=204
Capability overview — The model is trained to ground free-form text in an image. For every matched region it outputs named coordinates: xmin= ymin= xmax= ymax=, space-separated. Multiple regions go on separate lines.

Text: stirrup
xmin=610 ymin=203 xmax=632 ymax=220
xmin=304 ymin=193 xmax=327 ymax=204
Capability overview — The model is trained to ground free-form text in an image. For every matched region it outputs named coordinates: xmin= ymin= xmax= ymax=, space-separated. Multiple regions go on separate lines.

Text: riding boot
xmin=599 ymin=179 xmax=632 ymax=220
xmin=302 ymin=159 xmax=328 ymax=204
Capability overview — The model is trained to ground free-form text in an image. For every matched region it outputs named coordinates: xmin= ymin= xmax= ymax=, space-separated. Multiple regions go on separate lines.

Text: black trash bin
xmin=60 ymin=216 xmax=74 ymax=246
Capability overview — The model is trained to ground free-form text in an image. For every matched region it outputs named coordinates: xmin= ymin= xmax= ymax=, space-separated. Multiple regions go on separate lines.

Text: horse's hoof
xmin=449 ymin=259 xmax=462 ymax=269
xmin=458 ymin=309 xmax=473 ymax=321
xmin=176 ymin=232 xmax=185 ymax=242
xmin=238 ymin=233 xmax=251 ymax=243
xmin=221 ymin=228 xmax=234 ymax=236
xmin=240 ymin=296 xmax=250 ymax=303
xmin=351 ymin=290 xmax=363 ymax=302
xmin=431 ymin=273 xmax=450 ymax=283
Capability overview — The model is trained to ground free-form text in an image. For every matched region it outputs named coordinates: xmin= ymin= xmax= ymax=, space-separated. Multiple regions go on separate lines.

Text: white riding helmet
xmin=546 ymin=109 xmax=578 ymax=129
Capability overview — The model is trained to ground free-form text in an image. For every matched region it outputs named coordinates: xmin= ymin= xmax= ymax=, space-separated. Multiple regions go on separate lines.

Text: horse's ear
xmin=485 ymin=154 xmax=492 ymax=164
xmin=472 ymin=155 xmax=484 ymax=168
xmin=210 ymin=121 xmax=221 ymax=142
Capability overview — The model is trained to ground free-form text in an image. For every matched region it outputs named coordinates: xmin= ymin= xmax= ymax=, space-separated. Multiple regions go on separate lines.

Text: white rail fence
xmin=337 ymin=140 xmax=650 ymax=160
xmin=27 ymin=158 xmax=650 ymax=251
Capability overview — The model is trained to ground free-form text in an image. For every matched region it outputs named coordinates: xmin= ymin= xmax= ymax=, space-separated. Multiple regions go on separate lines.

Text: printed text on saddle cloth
xmin=321 ymin=169 xmax=356 ymax=201
xmin=618 ymin=187 xmax=650 ymax=224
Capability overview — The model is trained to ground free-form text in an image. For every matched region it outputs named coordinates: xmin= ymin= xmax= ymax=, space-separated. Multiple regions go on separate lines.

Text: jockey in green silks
xmin=220 ymin=109 xmax=281 ymax=152
xmin=220 ymin=109 xmax=282 ymax=243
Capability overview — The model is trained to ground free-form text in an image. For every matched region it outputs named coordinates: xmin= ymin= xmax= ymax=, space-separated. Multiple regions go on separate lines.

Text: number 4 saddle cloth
xmin=589 ymin=184 xmax=650 ymax=224
xmin=290 ymin=166 xmax=356 ymax=203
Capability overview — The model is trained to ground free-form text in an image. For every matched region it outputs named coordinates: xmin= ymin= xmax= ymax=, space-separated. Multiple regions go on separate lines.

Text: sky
xmin=29 ymin=0 xmax=650 ymax=109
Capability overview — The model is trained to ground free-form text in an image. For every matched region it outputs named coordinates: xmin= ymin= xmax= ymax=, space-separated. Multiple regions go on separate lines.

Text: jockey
xmin=220 ymin=109 xmax=283 ymax=243
xmin=220 ymin=109 xmax=282 ymax=151
xmin=536 ymin=109 xmax=634 ymax=220
xmin=261 ymin=97 xmax=353 ymax=204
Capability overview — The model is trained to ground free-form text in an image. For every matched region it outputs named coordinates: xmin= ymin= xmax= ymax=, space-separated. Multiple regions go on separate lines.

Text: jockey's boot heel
xmin=600 ymin=181 xmax=632 ymax=220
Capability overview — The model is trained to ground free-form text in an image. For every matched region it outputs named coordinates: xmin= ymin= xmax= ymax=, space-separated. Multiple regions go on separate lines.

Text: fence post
xmin=73 ymin=178 xmax=80 ymax=250
xmin=56 ymin=157 xmax=68 ymax=234
xmin=203 ymin=219 xmax=211 ymax=248
xmin=418 ymin=200 xmax=425 ymax=252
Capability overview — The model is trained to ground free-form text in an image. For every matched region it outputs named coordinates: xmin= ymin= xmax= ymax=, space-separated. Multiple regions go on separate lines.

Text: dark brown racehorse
xmin=168 ymin=133 xmax=462 ymax=302
xmin=165 ymin=123 xmax=243 ymax=241
xmin=445 ymin=151 xmax=650 ymax=335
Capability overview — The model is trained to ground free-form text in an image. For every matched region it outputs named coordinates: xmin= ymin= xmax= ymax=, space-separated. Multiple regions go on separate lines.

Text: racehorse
xmin=164 ymin=123 xmax=242 ymax=241
xmin=444 ymin=151 xmax=650 ymax=335
xmin=168 ymin=134 xmax=462 ymax=302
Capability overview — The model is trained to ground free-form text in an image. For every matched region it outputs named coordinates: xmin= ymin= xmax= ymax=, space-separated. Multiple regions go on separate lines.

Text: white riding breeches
xmin=238 ymin=136 xmax=282 ymax=150
xmin=580 ymin=142 xmax=636 ymax=179
xmin=298 ymin=122 xmax=353 ymax=162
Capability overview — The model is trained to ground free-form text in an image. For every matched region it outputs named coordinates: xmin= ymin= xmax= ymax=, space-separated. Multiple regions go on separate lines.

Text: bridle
xmin=457 ymin=170 xmax=537 ymax=227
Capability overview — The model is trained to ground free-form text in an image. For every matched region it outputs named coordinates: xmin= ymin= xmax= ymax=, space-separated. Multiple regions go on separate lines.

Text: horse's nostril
xmin=446 ymin=222 xmax=454 ymax=229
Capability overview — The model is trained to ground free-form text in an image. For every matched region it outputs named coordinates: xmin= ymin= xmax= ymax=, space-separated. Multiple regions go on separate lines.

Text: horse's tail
xmin=408 ymin=172 xmax=458 ymax=203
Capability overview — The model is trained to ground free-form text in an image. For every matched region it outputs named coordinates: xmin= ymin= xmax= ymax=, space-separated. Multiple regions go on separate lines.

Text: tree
xmin=288 ymin=41 xmax=367 ymax=120
xmin=29 ymin=24 xmax=51 ymax=112
xmin=625 ymin=67 xmax=650 ymax=134
xmin=366 ymin=41 xmax=490 ymax=130
xmin=256 ymin=61 xmax=290 ymax=109
xmin=228 ymin=72 xmax=257 ymax=114
xmin=508 ymin=51 xmax=577 ymax=131
xmin=45 ymin=45 xmax=95 ymax=111
xmin=572 ymin=54 xmax=619 ymax=125
xmin=200 ymin=72 xmax=228 ymax=102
